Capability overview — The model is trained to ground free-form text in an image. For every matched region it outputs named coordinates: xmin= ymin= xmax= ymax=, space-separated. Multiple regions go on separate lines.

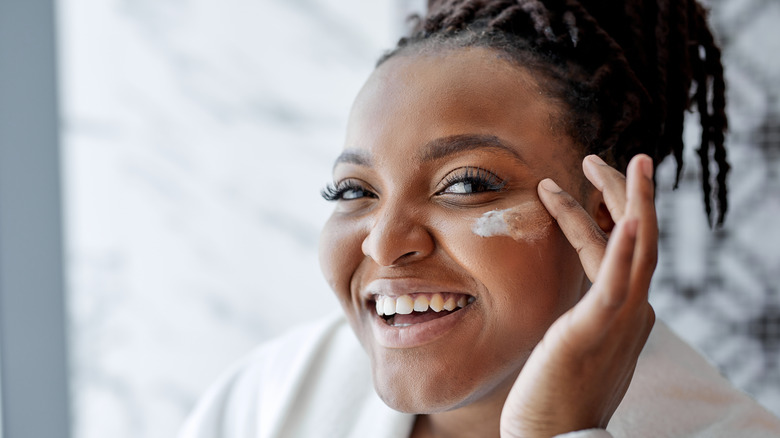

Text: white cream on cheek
xmin=472 ymin=203 xmax=552 ymax=241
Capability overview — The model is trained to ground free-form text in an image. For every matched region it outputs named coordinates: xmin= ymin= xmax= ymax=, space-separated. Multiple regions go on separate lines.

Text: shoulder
xmin=177 ymin=312 xmax=359 ymax=438
xmin=178 ymin=312 xmax=414 ymax=438
xmin=609 ymin=320 xmax=780 ymax=437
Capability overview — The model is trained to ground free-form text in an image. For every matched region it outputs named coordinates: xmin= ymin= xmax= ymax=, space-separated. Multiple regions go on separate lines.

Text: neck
xmin=409 ymin=381 xmax=512 ymax=438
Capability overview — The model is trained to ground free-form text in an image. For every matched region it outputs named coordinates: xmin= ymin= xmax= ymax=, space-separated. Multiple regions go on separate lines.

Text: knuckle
xmin=574 ymin=223 xmax=607 ymax=252
xmin=610 ymin=205 xmax=626 ymax=221
xmin=557 ymin=192 xmax=581 ymax=211
xmin=606 ymin=171 xmax=627 ymax=188
xmin=586 ymin=223 xmax=609 ymax=245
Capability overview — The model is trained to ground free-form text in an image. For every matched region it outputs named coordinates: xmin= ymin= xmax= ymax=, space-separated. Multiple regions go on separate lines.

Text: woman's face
xmin=319 ymin=47 xmax=597 ymax=413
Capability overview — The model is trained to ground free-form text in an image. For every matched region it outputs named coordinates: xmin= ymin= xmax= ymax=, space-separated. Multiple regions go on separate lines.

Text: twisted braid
xmin=382 ymin=0 xmax=729 ymax=225
xmin=691 ymin=2 xmax=729 ymax=225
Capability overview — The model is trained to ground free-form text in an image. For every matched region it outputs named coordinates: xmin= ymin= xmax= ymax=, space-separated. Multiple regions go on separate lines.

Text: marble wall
xmin=651 ymin=0 xmax=780 ymax=420
xmin=58 ymin=1 xmax=421 ymax=436
xmin=56 ymin=0 xmax=778 ymax=437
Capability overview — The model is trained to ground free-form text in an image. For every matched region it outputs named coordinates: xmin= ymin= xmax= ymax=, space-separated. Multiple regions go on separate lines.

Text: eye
xmin=439 ymin=167 xmax=506 ymax=195
xmin=321 ymin=179 xmax=377 ymax=201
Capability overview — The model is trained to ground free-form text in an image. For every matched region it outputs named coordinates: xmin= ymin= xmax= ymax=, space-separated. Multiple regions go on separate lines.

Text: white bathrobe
xmin=179 ymin=312 xmax=780 ymax=438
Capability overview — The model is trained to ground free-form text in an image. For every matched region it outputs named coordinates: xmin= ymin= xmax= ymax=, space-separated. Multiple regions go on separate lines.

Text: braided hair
xmin=379 ymin=0 xmax=729 ymax=225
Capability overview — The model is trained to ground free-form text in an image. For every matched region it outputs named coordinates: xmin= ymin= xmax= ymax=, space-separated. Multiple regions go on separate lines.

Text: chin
xmin=370 ymin=352 xmax=521 ymax=414
xmin=374 ymin=379 xmax=469 ymax=414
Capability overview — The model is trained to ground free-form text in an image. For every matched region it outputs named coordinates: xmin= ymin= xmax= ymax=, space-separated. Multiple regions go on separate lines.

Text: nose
xmin=361 ymin=203 xmax=434 ymax=267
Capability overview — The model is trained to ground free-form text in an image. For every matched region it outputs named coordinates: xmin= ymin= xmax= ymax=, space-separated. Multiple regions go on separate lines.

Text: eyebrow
xmin=333 ymin=149 xmax=372 ymax=170
xmin=419 ymin=134 xmax=525 ymax=163
xmin=333 ymin=134 xmax=525 ymax=170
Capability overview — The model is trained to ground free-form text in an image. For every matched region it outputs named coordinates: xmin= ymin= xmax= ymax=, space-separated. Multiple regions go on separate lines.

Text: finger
xmin=624 ymin=155 xmax=658 ymax=301
xmin=538 ymin=178 xmax=607 ymax=281
xmin=568 ymin=217 xmax=638 ymax=342
xmin=590 ymin=217 xmax=638 ymax=311
xmin=583 ymin=155 xmax=628 ymax=222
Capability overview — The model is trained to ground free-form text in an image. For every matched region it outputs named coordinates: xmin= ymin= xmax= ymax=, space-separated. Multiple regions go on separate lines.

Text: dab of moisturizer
xmin=472 ymin=204 xmax=552 ymax=241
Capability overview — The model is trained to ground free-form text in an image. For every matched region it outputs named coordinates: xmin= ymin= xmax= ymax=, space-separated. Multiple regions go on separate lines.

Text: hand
xmin=499 ymin=154 xmax=658 ymax=438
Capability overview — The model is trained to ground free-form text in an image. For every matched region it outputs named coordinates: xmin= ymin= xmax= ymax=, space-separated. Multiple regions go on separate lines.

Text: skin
xmin=319 ymin=47 xmax=657 ymax=438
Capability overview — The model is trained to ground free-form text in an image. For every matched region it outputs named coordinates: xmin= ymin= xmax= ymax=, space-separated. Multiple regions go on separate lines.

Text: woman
xmin=180 ymin=0 xmax=780 ymax=436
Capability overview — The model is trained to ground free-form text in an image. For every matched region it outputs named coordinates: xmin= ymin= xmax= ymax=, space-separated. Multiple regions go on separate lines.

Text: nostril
xmin=389 ymin=251 xmax=423 ymax=266
xmin=361 ymin=217 xmax=435 ymax=266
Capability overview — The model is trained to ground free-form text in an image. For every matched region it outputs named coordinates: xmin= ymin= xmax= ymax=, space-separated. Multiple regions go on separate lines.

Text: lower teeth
xmin=384 ymin=309 xmax=459 ymax=326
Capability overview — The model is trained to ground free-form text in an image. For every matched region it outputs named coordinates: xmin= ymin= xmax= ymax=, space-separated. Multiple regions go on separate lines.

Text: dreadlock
xmin=379 ymin=0 xmax=729 ymax=225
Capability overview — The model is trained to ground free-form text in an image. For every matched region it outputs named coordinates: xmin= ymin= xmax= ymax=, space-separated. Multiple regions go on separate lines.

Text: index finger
xmin=538 ymin=178 xmax=607 ymax=282
xmin=583 ymin=155 xmax=628 ymax=223
xmin=624 ymin=154 xmax=659 ymax=300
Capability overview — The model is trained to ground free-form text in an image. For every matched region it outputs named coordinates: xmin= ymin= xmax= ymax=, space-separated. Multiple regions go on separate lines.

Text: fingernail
xmin=641 ymin=157 xmax=654 ymax=179
xmin=539 ymin=178 xmax=561 ymax=193
xmin=587 ymin=155 xmax=607 ymax=166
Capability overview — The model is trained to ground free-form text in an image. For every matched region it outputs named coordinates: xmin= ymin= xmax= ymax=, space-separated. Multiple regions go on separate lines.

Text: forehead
xmin=343 ymin=47 xmax=578 ymax=173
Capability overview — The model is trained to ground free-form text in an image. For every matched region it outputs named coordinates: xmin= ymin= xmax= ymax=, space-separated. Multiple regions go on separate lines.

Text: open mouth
xmin=372 ymin=293 xmax=475 ymax=327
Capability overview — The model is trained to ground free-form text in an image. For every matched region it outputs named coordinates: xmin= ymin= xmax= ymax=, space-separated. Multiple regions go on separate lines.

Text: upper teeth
xmin=375 ymin=293 xmax=474 ymax=316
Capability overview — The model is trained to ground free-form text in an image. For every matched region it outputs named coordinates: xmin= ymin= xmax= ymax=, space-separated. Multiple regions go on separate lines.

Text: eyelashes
xmin=320 ymin=184 xmax=341 ymax=201
xmin=321 ymin=179 xmax=376 ymax=202
xmin=439 ymin=167 xmax=506 ymax=195
xmin=321 ymin=167 xmax=506 ymax=202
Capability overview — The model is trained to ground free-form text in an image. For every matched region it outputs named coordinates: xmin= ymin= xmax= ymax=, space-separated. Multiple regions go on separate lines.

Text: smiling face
xmin=319 ymin=47 xmax=598 ymax=414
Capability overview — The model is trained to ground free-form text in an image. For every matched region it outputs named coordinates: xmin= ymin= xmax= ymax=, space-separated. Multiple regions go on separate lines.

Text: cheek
xmin=319 ymin=215 xmax=366 ymax=305
xmin=435 ymin=211 xmax=584 ymax=337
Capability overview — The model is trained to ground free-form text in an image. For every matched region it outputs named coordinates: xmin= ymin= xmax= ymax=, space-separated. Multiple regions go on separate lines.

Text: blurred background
xmin=0 ymin=0 xmax=778 ymax=437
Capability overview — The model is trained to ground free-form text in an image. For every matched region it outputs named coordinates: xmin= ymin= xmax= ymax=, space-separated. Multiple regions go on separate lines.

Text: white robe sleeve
xmin=179 ymin=315 xmax=780 ymax=438
xmin=177 ymin=314 xmax=351 ymax=438
xmin=556 ymin=430 xmax=613 ymax=438
xmin=178 ymin=313 xmax=415 ymax=438
xmin=605 ymin=321 xmax=780 ymax=437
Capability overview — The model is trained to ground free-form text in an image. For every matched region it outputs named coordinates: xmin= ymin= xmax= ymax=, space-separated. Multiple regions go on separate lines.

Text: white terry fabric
xmin=179 ymin=313 xmax=780 ymax=438
xmin=556 ymin=430 xmax=613 ymax=438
